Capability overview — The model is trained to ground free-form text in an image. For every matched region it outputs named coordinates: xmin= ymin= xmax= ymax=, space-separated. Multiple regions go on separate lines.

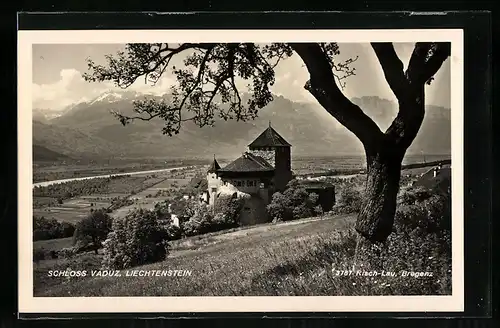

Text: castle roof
xmin=219 ymin=152 xmax=274 ymax=173
xmin=207 ymin=157 xmax=221 ymax=173
xmin=248 ymin=125 xmax=291 ymax=149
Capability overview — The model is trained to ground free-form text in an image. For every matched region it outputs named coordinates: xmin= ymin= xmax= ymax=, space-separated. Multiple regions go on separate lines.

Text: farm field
xmin=33 ymin=167 xmax=203 ymax=223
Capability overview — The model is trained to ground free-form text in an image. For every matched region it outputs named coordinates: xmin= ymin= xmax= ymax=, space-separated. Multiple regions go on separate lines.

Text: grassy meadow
xmin=34 ymin=209 xmax=450 ymax=297
xmin=35 ymin=215 xmax=357 ymax=296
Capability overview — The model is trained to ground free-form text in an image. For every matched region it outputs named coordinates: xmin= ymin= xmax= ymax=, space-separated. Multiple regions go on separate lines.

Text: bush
xmin=340 ymin=185 xmax=363 ymax=211
xmin=151 ymin=205 xmax=184 ymax=241
xmin=266 ymin=180 xmax=321 ymax=222
xmin=169 ymin=198 xmax=197 ymax=223
xmin=33 ymin=216 xmax=76 ymax=241
xmin=58 ymin=247 xmax=77 ymax=259
xmin=33 ymin=248 xmax=45 ymax=263
xmin=213 ymin=194 xmax=245 ymax=227
xmin=181 ymin=203 xmax=214 ymax=237
xmin=73 ymin=209 xmax=112 ymax=254
xmin=313 ymin=205 xmax=324 ymax=216
xmin=394 ymin=193 xmax=451 ymax=235
xmin=102 ymin=208 xmax=171 ymax=269
xmin=351 ymin=185 xmax=452 ymax=295
xmin=266 ymin=192 xmax=292 ymax=222
xmin=397 ymin=185 xmax=433 ymax=205
xmin=165 ymin=224 xmax=183 ymax=240
xmin=330 ymin=185 xmax=363 ymax=215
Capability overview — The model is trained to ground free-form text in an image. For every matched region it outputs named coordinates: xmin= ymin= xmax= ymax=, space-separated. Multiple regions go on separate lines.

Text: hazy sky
xmin=32 ymin=43 xmax=451 ymax=111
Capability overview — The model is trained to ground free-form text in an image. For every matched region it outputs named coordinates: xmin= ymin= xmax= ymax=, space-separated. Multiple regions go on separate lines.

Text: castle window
xmin=236 ymin=181 xmax=242 ymax=187
xmin=247 ymin=180 xmax=254 ymax=187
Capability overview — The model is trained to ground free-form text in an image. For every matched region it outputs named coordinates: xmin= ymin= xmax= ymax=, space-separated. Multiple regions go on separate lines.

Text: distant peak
xmin=89 ymin=91 xmax=124 ymax=105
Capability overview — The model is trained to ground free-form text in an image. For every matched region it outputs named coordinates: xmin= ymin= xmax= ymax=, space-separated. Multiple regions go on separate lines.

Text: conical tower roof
xmin=248 ymin=122 xmax=291 ymax=149
xmin=207 ymin=156 xmax=221 ymax=173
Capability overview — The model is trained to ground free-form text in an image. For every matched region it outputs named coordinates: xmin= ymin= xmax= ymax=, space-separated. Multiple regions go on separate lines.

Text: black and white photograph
xmin=18 ymin=29 xmax=464 ymax=313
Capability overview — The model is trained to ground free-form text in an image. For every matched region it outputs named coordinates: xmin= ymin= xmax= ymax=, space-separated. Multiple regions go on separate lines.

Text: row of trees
xmin=33 ymin=216 xmax=76 ymax=241
xmin=33 ymin=176 xmax=127 ymax=203
xmin=33 ymin=174 xmax=162 ymax=205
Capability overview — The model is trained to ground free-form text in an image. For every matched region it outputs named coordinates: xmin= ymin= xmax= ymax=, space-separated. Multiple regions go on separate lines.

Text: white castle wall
xmin=207 ymin=172 xmax=222 ymax=206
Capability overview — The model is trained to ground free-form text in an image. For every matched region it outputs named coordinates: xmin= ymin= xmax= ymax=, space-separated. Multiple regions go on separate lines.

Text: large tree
xmin=84 ymin=42 xmax=450 ymax=243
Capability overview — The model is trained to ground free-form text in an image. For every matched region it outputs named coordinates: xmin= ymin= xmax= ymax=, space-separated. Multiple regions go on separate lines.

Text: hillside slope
xmin=33 ymin=120 xmax=128 ymax=159
xmin=33 ymin=145 xmax=72 ymax=162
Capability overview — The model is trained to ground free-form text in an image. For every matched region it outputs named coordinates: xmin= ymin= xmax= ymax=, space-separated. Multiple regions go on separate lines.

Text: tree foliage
xmin=33 ymin=216 xmax=76 ymax=241
xmin=267 ymin=180 xmax=321 ymax=222
xmin=330 ymin=185 xmax=364 ymax=215
xmin=213 ymin=194 xmax=245 ymax=226
xmin=102 ymin=208 xmax=171 ymax=269
xmin=73 ymin=209 xmax=113 ymax=253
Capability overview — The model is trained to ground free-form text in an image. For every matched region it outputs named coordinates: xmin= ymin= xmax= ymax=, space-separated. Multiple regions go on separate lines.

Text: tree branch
xmin=384 ymin=42 xmax=450 ymax=149
xmin=177 ymin=47 xmax=214 ymax=111
xmin=370 ymin=43 xmax=408 ymax=100
xmin=420 ymin=43 xmax=451 ymax=84
xmin=289 ymin=43 xmax=383 ymax=148
xmin=405 ymin=42 xmax=451 ymax=85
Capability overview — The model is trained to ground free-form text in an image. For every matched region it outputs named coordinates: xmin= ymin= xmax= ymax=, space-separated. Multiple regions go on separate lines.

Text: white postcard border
xmin=18 ymin=29 xmax=464 ymax=313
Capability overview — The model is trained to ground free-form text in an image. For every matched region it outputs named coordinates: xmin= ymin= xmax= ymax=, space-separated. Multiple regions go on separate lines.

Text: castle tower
xmin=248 ymin=122 xmax=292 ymax=191
xmin=207 ymin=155 xmax=222 ymax=206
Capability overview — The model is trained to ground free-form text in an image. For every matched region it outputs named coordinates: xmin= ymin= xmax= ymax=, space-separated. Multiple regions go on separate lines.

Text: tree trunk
xmin=355 ymin=140 xmax=405 ymax=243
xmin=290 ymin=42 xmax=444 ymax=244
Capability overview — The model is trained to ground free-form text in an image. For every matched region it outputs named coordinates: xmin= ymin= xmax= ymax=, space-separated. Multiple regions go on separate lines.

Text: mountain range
xmin=32 ymin=90 xmax=451 ymax=162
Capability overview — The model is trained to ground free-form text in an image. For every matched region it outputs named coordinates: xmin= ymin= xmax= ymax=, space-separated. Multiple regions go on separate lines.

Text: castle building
xmin=247 ymin=122 xmax=293 ymax=192
xmin=205 ymin=124 xmax=293 ymax=224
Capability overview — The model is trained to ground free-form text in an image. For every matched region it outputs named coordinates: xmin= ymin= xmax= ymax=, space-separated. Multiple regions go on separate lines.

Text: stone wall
xmin=249 ymin=149 xmax=275 ymax=167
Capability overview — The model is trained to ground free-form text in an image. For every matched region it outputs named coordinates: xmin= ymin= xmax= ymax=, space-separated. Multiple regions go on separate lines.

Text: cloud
xmin=32 ymin=68 xmax=176 ymax=111
xmin=271 ymin=55 xmax=315 ymax=103
xmin=32 ymin=68 xmax=111 ymax=110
